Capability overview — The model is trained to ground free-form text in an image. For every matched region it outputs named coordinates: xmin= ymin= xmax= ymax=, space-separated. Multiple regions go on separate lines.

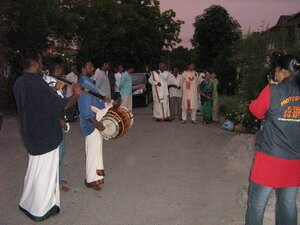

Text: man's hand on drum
xmin=95 ymin=121 xmax=105 ymax=132
xmin=90 ymin=118 xmax=105 ymax=131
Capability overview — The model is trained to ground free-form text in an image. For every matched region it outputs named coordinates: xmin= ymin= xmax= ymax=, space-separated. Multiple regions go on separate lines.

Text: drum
xmin=100 ymin=106 xmax=134 ymax=140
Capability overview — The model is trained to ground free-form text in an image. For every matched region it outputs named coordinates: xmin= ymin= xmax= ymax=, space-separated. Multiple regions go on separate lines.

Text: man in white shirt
xmin=148 ymin=63 xmax=172 ymax=122
xmin=180 ymin=62 xmax=200 ymax=124
xmin=64 ymin=64 xmax=79 ymax=122
xmin=95 ymin=62 xmax=111 ymax=98
xmin=43 ymin=57 xmax=70 ymax=192
xmin=65 ymin=65 xmax=78 ymax=98
xmin=114 ymin=65 xmax=123 ymax=99
xmin=168 ymin=67 xmax=182 ymax=120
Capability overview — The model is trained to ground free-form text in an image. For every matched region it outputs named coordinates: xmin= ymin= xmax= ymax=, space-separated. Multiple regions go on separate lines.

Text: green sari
xmin=200 ymin=80 xmax=213 ymax=123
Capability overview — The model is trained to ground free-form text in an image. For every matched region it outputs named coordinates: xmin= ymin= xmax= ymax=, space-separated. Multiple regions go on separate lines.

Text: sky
xmin=159 ymin=0 xmax=300 ymax=48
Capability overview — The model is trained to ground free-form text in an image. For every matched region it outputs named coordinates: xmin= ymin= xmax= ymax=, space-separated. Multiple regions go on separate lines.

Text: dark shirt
xmin=250 ymin=78 xmax=300 ymax=159
xmin=13 ymin=72 xmax=67 ymax=155
xmin=78 ymin=75 xmax=106 ymax=136
xmin=108 ymin=70 xmax=116 ymax=92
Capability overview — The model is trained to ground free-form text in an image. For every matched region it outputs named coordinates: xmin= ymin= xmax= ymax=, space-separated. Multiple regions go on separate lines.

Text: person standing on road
xmin=65 ymin=64 xmax=79 ymax=98
xmin=168 ymin=67 xmax=182 ymax=120
xmin=180 ymin=62 xmax=199 ymax=124
xmin=95 ymin=62 xmax=111 ymax=98
xmin=210 ymin=71 xmax=219 ymax=122
xmin=199 ymin=72 xmax=213 ymax=124
xmin=65 ymin=64 xmax=79 ymax=122
xmin=107 ymin=62 xmax=117 ymax=100
xmin=149 ymin=63 xmax=172 ymax=122
xmin=120 ymin=65 xmax=134 ymax=111
xmin=77 ymin=60 xmax=107 ymax=192
xmin=114 ymin=65 xmax=123 ymax=100
xmin=43 ymin=57 xmax=71 ymax=192
xmin=13 ymin=49 xmax=81 ymax=221
xmin=245 ymin=54 xmax=300 ymax=225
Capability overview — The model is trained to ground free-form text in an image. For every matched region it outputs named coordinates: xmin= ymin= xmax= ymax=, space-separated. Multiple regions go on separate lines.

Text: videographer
xmin=245 ymin=53 xmax=300 ymax=225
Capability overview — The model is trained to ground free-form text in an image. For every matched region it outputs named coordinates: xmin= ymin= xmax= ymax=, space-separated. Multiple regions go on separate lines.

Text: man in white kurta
xmin=180 ymin=62 xmax=200 ymax=124
xmin=148 ymin=63 xmax=172 ymax=122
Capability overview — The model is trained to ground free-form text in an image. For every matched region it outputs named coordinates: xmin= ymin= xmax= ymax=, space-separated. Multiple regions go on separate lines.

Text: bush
xmin=213 ymin=51 xmax=238 ymax=95
xmin=219 ymin=95 xmax=260 ymax=133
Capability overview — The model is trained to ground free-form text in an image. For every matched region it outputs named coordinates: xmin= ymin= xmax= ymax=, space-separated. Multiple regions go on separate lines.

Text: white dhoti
xmin=19 ymin=147 xmax=60 ymax=221
xmin=85 ymin=129 xmax=104 ymax=183
xmin=153 ymin=97 xmax=170 ymax=119
xmin=121 ymin=95 xmax=133 ymax=111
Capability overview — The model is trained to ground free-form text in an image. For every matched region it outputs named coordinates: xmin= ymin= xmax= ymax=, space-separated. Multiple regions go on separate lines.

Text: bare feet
xmin=60 ymin=185 xmax=70 ymax=192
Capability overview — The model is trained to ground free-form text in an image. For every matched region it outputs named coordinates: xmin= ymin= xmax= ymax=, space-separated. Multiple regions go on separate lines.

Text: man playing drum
xmin=77 ymin=60 xmax=107 ymax=191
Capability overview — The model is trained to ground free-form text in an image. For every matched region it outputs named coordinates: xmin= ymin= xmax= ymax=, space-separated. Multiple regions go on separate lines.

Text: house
xmin=264 ymin=12 xmax=300 ymax=54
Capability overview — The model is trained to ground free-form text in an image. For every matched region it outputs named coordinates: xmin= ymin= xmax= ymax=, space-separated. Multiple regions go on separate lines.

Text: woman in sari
xmin=199 ymin=72 xmax=213 ymax=124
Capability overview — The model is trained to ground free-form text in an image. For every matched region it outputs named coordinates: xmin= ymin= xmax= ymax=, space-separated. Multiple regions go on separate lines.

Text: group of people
xmin=149 ymin=62 xmax=219 ymax=124
xmin=13 ymin=50 xmax=135 ymax=221
xmin=12 ymin=48 xmax=300 ymax=224
xmin=62 ymin=62 xmax=134 ymax=112
xmin=12 ymin=55 xmax=220 ymax=222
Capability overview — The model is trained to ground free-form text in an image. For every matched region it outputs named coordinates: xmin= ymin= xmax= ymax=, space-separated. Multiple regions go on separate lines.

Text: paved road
xmin=0 ymin=105 xmax=272 ymax=225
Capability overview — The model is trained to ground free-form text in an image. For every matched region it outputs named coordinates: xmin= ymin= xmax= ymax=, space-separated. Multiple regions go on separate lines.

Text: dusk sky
xmin=159 ymin=0 xmax=300 ymax=48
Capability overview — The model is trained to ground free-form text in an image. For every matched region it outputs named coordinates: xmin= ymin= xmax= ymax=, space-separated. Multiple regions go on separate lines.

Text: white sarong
xmin=85 ymin=129 xmax=104 ymax=183
xmin=19 ymin=147 xmax=60 ymax=221
xmin=121 ymin=95 xmax=133 ymax=111
xmin=153 ymin=97 xmax=170 ymax=119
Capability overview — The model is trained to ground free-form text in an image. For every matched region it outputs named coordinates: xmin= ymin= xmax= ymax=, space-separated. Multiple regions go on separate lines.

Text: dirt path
xmin=0 ymin=105 xmax=299 ymax=225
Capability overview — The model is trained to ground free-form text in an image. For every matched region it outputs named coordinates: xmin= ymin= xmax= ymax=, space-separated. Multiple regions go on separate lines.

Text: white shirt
xmin=92 ymin=68 xmax=101 ymax=81
xmin=114 ymin=72 xmax=122 ymax=92
xmin=65 ymin=72 xmax=78 ymax=98
xmin=42 ymin=72 xmax=70 ymax=131
xmin=95 ymin=70 xmax=111 ymax=98
xmin=168 ymin=73 xmax=182 ymax=97
xmin=199 ymin=72 xmax=205 ymax=84
xmin=42 ymin=72 xmax=64 ymax=98
xmin=148 ymin=70 xmax=171 ymax=100
xmin=159 ymin=70 xmax=171 ymax=97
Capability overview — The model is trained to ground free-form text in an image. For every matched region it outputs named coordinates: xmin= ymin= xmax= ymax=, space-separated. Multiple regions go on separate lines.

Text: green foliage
xmin=4 ymin=0 xmax=77 ymax=53
xmin=192 ymin=5 xmax=241 ymax=69
xmin=219 ymin=95 xmax=260 ymax=133
xmin=218 ymin=34 xmax=269 ymax=132
xmin=1 ymin=0 xmax=184 ymax=112
xmin=75 ymin=0 xmax=183 ymax=70
xmin=191 ymin=5 xmax=241 ymax=95
xmin=213 ymin=50 xmax=238 ymax=95
xmin=162 ymin=46 xmax=196 ymax=72
xmin=237 ymin=34 xmax=269 ymax=100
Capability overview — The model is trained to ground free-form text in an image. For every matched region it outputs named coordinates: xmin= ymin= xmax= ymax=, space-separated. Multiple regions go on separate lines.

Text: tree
xmin=75 ymin=0 xmax=183 ymax=71
xmin=162 ymin=46 xmax=195 ymax=72
xmin=1 ymin=0 xmax=78 ymax=112
xmin=3 ymin=0 xmax=77 ymax=53
xmin=191 ymin=5 xmax=241 ymax=94
xmin=192 ymin=5 xmax=241 ymax=69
